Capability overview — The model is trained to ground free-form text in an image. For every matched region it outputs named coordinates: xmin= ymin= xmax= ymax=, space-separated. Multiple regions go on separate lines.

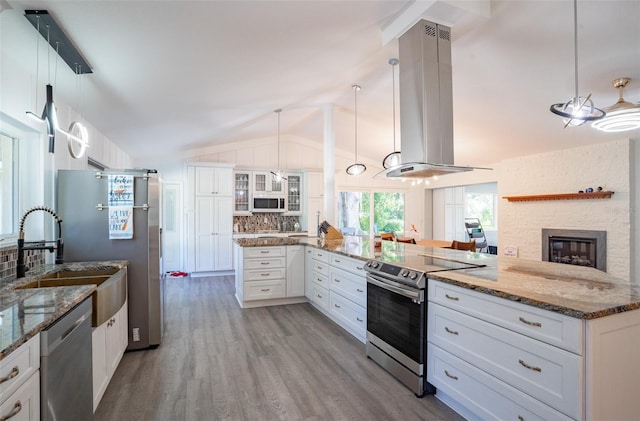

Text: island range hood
xmin=385 ymin=19 xmax=488 ymax=179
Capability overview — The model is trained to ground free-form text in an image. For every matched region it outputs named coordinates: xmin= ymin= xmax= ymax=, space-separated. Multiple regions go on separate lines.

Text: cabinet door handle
xmin=334 ymin=304 xmax=341 ymax=308
xmin=518 ymin=359 xmax=542 ymax=373
xmin=519 ymin=317 xmax=542 ymax=328
xmin=445 ymin=294 xmax=459 ymax=301
xmin=0 ymin=401 xmax=22 ymax=421
xmin=444 ymin=327 xmax=459 ymax=335
xmin=334 ymin=259 xmax=341 ymax=263
xmin=261 ymin=288 xmax=271 ymax=292
xmin=356 ymin=317 xmax=363 ymax=322
xmin=356 ymin=288 xmax=363 ymax=293
xmin=444 ymin=370 xmax=458 ymax=380
xmin=0 ymin=367 xmax=19 ymax=384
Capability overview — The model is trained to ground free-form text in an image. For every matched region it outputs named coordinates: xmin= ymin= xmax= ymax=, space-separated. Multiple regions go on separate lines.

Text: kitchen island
xmin=235 ymin=236 xmax=640 ymax=420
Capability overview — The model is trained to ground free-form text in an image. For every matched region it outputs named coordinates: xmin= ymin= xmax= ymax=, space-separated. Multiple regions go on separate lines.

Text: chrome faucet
xmin=17 ymin=206 xmax=64 ymax=278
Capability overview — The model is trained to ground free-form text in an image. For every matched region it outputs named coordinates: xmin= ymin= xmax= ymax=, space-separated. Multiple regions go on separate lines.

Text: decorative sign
xmin=108 ymin=175 xmax=134 ymax=239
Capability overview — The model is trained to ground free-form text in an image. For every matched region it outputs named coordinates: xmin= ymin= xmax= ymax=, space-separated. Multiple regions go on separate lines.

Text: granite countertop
xmin=0 ymin=260 xmax=128 ymax=360
xmin=235 ymin=235 xmax=640 ymax=319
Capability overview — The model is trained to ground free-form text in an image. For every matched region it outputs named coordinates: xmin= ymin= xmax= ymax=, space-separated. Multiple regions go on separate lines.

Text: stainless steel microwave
xmin=253 ymin=197 xmax=286 ymax=212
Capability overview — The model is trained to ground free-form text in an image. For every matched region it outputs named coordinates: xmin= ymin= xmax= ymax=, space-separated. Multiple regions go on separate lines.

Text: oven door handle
xmin=366 ymin=275 xmax=424 ymax=303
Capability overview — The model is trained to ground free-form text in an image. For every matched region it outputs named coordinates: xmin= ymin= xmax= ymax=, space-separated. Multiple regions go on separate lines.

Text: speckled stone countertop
xmin=0 ymin=260 xmax=128 ymax=360
xmin=235 ymin=236 xmax=640 ymax=319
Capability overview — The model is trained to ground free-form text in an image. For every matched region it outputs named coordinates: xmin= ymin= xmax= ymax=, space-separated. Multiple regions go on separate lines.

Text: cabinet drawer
xmin=429 ymin=303 xmax=582 ymax=418
xmin=311 ymin=260 xmax=329 ymax=275
xmin=0 ymin=335 xmax=39 ymax=404
xmin=244 ymin=257 xmax=286 ymax=270
xmin=244 ymin=246 xmax=286 ymax=258
xmin=309 ymin=248 xmax=330 ymax=263
xmin=329 ymin=254 xmax=366 ymax=275
xmin=427 ymin=344 xmax=573 ymax=421
xmin=311 ymin=270 xmax=329 ymax=288
xmin=329 ymin=291 xmax=366 ymax=338
xmin=0 ymin=368 xmax=39 ymax=421
xmin=244 ymin=280 xmax=286 ymax=300
xmin=428 ymin=280 xmax=583 ymax=354
xmin=244 ymin=268 xmax=286 ymax=281
xmin=310 ymin=284 xmax=329 ymax=311
xmin=329 ymin=266 xmax=366 ymax=307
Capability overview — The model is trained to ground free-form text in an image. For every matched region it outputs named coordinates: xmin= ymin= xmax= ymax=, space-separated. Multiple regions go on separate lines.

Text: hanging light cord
xmin=353 ymin=85 xmax=359 ymax=163
xmin=391 ymin=61 xmax=397 ymax=151
xmin=277 ymin=109 xmax=281 ymax=169
xmin=572 ymin=0 xmax=579 ymax=103
xmin=34 ymin=16 xmax=40 ymax=111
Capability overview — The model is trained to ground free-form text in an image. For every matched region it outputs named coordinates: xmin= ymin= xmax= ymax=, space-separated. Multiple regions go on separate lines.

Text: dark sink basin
xmin=15 ymin=267 xmax=127 ymax=327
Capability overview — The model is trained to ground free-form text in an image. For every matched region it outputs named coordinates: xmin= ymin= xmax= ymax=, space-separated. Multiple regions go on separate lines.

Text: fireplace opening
xmin=542 ymin=229 xmax=606 ymax=272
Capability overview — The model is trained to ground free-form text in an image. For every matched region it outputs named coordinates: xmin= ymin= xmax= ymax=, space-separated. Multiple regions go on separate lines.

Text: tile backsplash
xmin=0 ymin=244 xmax=45 ymax=282
xmin=233 ymin=214 xmax=302 ymax=233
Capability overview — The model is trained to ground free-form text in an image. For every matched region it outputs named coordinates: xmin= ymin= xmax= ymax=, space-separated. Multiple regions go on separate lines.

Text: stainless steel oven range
xmin=364 ymin=255 xmax=480 ymax=397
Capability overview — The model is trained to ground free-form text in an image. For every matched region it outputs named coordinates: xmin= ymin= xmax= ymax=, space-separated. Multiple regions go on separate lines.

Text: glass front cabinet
xmin=253 ymin=171 xmax=284 ymax=195
xmin=286 ymin=172 xmax=302 ymax=215
xmin=234 ymin=171 xmax=251 ymax=215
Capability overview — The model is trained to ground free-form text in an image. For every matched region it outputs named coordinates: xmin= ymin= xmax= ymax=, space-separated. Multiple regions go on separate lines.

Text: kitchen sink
xmin=15 ymin=267 xmax=127 ymax=327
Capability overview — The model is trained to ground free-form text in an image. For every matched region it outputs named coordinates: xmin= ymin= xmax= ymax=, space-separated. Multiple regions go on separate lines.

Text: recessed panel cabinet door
xmin=214 ymin=196 xmax=233 ymax=271
xmin=195 ymin=197 xmax=215 ymax=271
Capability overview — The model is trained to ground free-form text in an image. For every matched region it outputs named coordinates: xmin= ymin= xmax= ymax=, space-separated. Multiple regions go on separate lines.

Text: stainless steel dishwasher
xmin=41 ymin=297 xmax=93 ymax=421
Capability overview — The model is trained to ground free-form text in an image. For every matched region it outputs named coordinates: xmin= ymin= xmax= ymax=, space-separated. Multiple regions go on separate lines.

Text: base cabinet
xmin=93 ymin=300 xmax=128 ymax=411
xmin=0 ymin=335 xmax=40 ymax=421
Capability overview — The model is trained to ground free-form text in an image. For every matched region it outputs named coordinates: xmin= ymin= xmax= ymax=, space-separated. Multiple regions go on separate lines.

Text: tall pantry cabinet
xmin=187 ymin=164 xmax=234 ymax=274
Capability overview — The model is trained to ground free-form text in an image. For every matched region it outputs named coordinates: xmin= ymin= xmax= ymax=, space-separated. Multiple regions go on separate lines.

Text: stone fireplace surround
xmin=542 ymin=228 xmax=607 ymax=272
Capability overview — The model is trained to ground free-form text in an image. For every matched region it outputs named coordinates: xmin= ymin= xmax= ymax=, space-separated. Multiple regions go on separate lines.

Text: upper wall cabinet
xmin=195 ymin=167 xmax=233 ymax=196
xmin=286 ymin=172 xmax=302 ymax=215
xmin=253 ymin=171 xmax=284 ymax=195
xmin=234 ymin=171 xmax=252 ymax=215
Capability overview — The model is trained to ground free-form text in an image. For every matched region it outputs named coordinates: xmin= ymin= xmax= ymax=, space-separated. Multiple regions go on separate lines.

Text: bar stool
xmin=451 ymin=239 xmax=476 ymax=251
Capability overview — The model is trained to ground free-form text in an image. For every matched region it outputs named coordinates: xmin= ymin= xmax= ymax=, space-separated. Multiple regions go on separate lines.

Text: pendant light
xmin=382 ymin=58 xmax=401 ymax=169
xmin=591 ymin=78 xmax=640 ymax=132
xmin=66 ymin=63 xmax=90 ymax=158
xmin=549 ymin=0 xmax=605 ymax=127
xmin=270 ymin=109 xmax=287 ymax=183
xmin=346 ymin=85 xmax=366 ymax=176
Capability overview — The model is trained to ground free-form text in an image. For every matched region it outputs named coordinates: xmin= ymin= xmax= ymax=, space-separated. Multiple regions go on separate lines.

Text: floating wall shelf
xmin=503 ymin=191 xmax=614 ymax=202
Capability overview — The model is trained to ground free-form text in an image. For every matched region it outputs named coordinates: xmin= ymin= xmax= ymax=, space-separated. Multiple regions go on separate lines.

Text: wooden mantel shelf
xmin=503 ymin=191 xmax=614 ymax=202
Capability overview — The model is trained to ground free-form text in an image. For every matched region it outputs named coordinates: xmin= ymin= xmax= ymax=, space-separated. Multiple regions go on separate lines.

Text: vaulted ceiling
xmin=2 ymin=0 xmax=639 ymax=168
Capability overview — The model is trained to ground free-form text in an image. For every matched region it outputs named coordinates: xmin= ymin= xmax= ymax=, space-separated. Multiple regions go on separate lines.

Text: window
xmin=0 ymin=132 xmax=18 ymax=237
xmin=337 ymin=191 xmax=405 ymax=236
xmin=464 ymin=183 xmax=497 ymax=230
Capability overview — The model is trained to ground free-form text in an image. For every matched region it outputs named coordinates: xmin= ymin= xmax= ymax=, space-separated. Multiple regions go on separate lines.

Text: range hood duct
xmin=385 ymin=19 xmax=487 ymax=179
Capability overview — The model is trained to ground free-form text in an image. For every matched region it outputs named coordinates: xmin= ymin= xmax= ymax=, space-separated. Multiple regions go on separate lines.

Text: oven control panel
xmin=365 ymin=260 xmax=426 ymax=287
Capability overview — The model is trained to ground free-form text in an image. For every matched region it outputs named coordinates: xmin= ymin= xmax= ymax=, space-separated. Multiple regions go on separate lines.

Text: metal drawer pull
xmin=261 ymin=262 xmax=270 ymax=265
xmin=317 ymin=266 xmax=323 ymax=270
xmin=335 ymin=259 xmax=341 ymax=262
xmin=261 ymin=273 xmax=270 ymax=277
xmin=518 ymin=359 xmax=542 ymax=372
xmin=260 ymin=251 xmax=270 ymax=254
xmin=317 ymin=294 xmax=323 ymax=299
xmin=357 ymin=288 xmax=363 ymax=293
xmin=334 ymin=304 xmax=341 ymax=308
xmin=445 ymin=294 xmax=459 ymax=301
xmin=0 ymin=367 xmax=19 ymax=384
xmin=0 ymin=401 xmax=22 ymax=421
xmin=356 ymin=266 xmax=363 ymax=270
xmin=519 ymin=317 xmax=542 ymax=327
xmin=444 ymin=327 xmax=459 ymax=335
xmin=444 ymin=370 xmax=458 ymax=380
xmin=356 ymin=317 xmax=363 ymax=322
xmin=518 ymin=416 xmax=525 ymax=421
xmin=334 ymin=279 xmax=341 ymax=283
xmin=316 ymin=278 xmax=323 ymax=282
xmin=261 ymin=288 xmax=270 ymax=292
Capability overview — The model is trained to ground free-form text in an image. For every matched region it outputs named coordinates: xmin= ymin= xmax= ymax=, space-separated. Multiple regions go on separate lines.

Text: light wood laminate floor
xmin=94 ymin=276 xmax=463 ymax=420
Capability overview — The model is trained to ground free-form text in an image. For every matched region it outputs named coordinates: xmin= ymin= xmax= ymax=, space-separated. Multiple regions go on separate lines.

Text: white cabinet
xmin=0 ymin=335 xmax=39 ymax=421
xmin=427 ymin=279 xmax=640 ymax=421
xmin=285 ymin=172 xmax=302 ymax=215
xmin=234 ymin=245 xmax=307 ymax=308
xmin=195 ymin=166 xmax=232 ymax=196
xmin=195 ymin=196 xmax=233 ymax=272
xmin=93 ymin=300 xmax=128 ymax=412
xmin=233 ymin=171 xmax=251 ymax=215
xmin=286 ymin=245 xmax=305 ymax=297
xmin=253 ymin=171 xmax=284 ymax=195
xmin=304 ymin=247 xmax=367 ymax=343
xmin=303 ymin=171 xmax=323 ymax=235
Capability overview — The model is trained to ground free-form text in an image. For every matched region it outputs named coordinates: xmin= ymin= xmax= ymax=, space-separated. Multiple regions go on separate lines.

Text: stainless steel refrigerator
xmin=57 ymin=169 xmax=163 ymax=350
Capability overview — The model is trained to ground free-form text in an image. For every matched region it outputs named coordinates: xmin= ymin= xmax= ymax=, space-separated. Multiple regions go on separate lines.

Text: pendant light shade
xmin=346 ymin=85 xmax=366 ymax=176
xmin=270 ymin=109 xmax=287 ymax=182
xmin=549 ymin=0 xmax=605 ymax=127
xmin=592 ymin=78 xmax=640 ymax=132
xmin=383 ymin=58 xmax=401 ymax=169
